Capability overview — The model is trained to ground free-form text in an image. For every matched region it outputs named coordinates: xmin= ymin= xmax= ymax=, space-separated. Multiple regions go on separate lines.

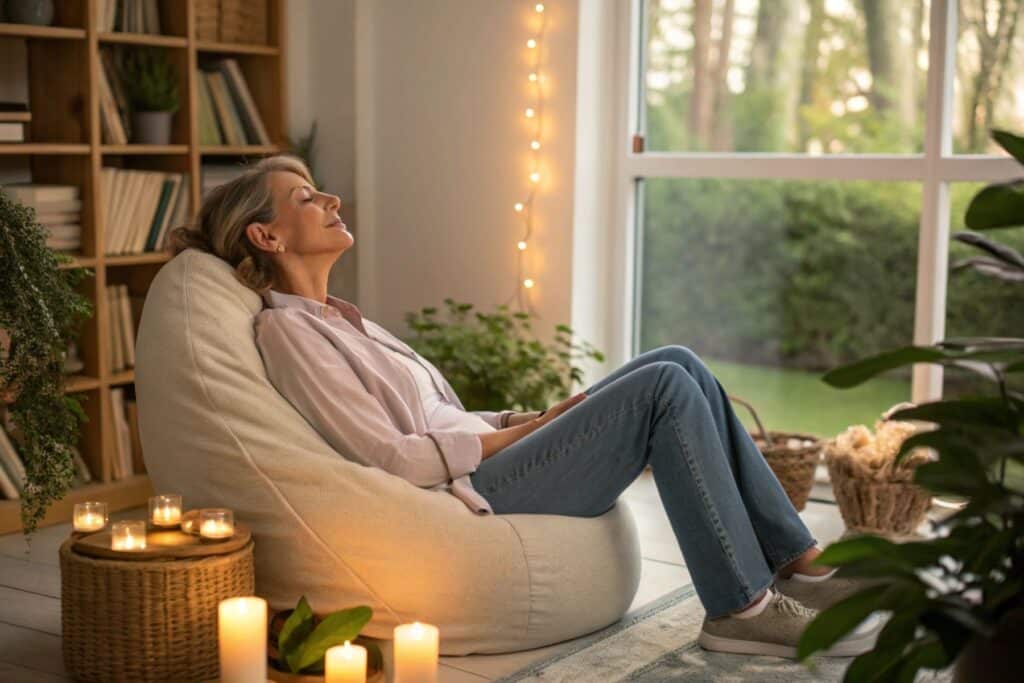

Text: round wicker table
xmin=60 ymin=524 xmax=254 ymax=683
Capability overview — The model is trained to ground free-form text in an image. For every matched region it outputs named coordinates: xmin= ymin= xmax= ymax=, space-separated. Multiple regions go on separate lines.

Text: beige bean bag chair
xmin=134 ymin=249 xmax=642 ymax=654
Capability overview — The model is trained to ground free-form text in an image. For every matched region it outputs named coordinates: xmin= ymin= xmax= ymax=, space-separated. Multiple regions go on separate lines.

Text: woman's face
xmin=251 ymin=170 xmax=352 ymax=258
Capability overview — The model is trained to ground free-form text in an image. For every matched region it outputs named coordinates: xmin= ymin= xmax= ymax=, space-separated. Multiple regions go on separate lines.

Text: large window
xmin=624 ymin=0 xmax=1023 ymax=436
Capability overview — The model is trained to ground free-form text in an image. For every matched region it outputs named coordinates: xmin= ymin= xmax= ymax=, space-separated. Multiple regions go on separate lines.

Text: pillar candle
xmin=325 ymin=640 xmax=367 ymax=683
xmin=218 ymin=597 xmax=267 ymax=683
xmin=394 ymin=622 xmax=438 ymax=683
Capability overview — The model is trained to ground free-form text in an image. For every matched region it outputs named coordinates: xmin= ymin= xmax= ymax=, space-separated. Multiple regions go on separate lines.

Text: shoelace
xmin=773 ymin=592 xmax=817 ymax=619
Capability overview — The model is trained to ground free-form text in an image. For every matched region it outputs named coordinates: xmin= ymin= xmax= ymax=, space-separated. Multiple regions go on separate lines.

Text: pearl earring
xmin=276 ymin=244 xmax=285 ymax=253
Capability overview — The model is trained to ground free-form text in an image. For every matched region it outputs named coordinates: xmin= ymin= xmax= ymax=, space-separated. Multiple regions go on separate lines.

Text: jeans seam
xmin=484 ymin=393 xmax=653 ymax=497
xmin=772 ymin=537 xmax=819 ymax=576
xmin=663 ymin=396 xmax=754 ymax=600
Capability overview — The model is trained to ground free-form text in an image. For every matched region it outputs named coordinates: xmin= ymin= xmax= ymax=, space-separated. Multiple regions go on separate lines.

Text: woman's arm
xmin=477 ymin=395 xmax=587 ymax=460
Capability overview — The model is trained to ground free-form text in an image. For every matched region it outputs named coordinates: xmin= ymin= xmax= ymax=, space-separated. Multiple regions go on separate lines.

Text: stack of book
xmin=106 ymin=284 xmax=144 ymax=374
xmin=110 ymin=389 xmax=144 ymax=480
xmin=196 ymin=59 xmax=271 ymax=146
xmin=98 ymin=49 xmax=133 ymax=144
xmin=201 ymin=164 xmax=247 ymax=197
xmin=0 ymin=102 xmax=29 ymax=142
xmin=101 ymin=168 xmax=189 ymax=254
xmin=2 ymin=184 xmax=83 ymax=252
xmin=96 ymin=0 xmax=163 ymax=34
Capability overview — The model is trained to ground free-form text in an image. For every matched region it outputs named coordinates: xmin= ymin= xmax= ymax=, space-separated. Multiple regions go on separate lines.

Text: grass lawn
xmin=705 ymin=358 xmax=910 ymax=438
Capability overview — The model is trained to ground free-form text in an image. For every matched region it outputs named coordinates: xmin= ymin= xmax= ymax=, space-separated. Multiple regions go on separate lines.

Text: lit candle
xmin=218 ymin=596 xmax=267 ymax=683
xmin=394 ymin=622 xmax=439 ymax=683
xmin=148 ymin=494 xmax=182 ymax=528
xmin=199 ymin=508 xmax=234 ymax=539
xmin=73 ymin=501 xmax=107 ymax=533
xmin=110 ymin=520 xmax=146 ymax=550
xmin=325 ymin=640 xmax=367 ymax=683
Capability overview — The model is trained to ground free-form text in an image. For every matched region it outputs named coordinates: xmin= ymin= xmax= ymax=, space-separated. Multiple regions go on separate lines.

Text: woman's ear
xmin=245 ymin=222 xmax=279 ymax=254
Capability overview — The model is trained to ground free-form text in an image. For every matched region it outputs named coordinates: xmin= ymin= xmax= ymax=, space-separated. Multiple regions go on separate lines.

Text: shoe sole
xmin=697 ymin=618 xmax=880 ymax=659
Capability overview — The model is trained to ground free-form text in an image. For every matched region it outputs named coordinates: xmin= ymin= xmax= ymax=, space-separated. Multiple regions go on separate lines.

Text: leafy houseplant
xmin=402 ymin=298 xmax=605 ymax=412
xmin=118 ymin=47 xmax=179 ymax=145
xmin=0 ymin=189 xmax=92 ymax=536
xmin=797 ymin=130 xmax=1024 ymax=682
xmin=268 ymin=596 xmax=382 ymax=681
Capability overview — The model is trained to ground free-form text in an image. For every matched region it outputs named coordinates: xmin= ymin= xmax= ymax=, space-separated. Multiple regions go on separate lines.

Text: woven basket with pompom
xmin=825 ymin=403 xmax=934 ymax=536
xmin=730 ymin=396 xmax=822 ymax=512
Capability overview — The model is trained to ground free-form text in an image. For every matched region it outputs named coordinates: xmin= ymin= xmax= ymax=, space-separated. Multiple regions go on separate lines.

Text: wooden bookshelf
xmin=0 ymin=0 xmax=288 ymax=534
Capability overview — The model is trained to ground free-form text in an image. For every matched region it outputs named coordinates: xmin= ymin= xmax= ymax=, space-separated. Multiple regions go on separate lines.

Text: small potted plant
xmin=118 ymin=47 xmax=180 ymax=145
xmin=267 ymin=596 xmax=384 ymax=682
xmin=403 ymin=298 xmax=604 ymax=412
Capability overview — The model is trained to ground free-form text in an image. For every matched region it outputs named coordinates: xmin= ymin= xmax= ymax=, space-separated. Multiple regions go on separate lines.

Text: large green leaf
xmin=279 ymin=597 xmax=315 ymax=673
xmin=892 ymin=639 xmax=951 ymax=683
xmin=815 ymin=536 xmax=911 ymax=568
xmin=993 ymin=129 xmax=1024 ymax=165
xmin=797 ymin=584 xmax=891 ymax=661
xmin=889 ymin=398 xmax=1022 ymax=430
xmin=294 ymin=606 xmax=373 ymax=673
xmin=842 ymin=607 xmax=925 ymax=682
xmin=965 ymin=180 xmax=1024 ymax=230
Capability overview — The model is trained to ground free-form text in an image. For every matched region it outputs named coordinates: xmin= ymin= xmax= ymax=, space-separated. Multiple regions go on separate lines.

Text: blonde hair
xmin=170 ymin=155 xmax=314 ymax=293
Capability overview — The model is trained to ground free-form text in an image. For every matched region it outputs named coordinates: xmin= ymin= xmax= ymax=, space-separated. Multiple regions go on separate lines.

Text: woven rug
xmin=494 ymin=584 xmax=954 ymax=682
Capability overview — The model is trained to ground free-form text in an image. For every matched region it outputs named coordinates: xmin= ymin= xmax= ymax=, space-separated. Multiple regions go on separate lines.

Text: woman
xmin=172 ymin=156 xmax=881 ymax=659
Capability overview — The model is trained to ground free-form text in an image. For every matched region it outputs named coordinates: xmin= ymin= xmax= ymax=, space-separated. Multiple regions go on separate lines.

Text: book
xmin=3 ymin=184 xmax=79 ymax=203
xmin=97 ymin=52 xmax=128 ymax=145
xmin=216 ymin=59 xmax=271 ymax=145
xmin=205 ymin=71 xmax=247 ymax=146
xmin=34 ymin=211 xmax=80 ymax=225
xmin=108 ymin=286 xmax=125 ymax=372
xmin=0 ymin=122 xmax=25 ymax=142
xmin=144 ymin=177 xmax=175 ymax=251
xmin=126 ymin=400 xmax=145 ymax=475
xmin=196 ymin=73 xmax=225 ymax=146
xmin=0 ymin=427 xmax=26 ymax=497
xmin=71 ymin=446 xmax=92 ymax=485
xmin=118 ymin=284 xmax=136 ymax=368
xmin=110 ymin=388 xmax=132 ymax=479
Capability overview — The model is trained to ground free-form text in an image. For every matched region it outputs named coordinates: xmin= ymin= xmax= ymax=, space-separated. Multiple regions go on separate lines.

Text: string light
xmin=507 ymin=1 xmax=549 ymax=314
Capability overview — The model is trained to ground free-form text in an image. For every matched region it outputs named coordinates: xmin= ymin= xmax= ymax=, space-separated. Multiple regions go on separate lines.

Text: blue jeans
xmin=469 ymin=345 xmax=818 ymax=619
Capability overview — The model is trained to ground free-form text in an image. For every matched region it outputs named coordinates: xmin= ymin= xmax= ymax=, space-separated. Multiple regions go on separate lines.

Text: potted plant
xmin=118 ymin=47 xmax=179 ymax=145
xmin=267 ymin=596 xmax=384 ymax=682
xmin=0 ymin=188 xmax=92 ymax=535
xmin=797 ymin=129 xmax=1024 ymax=682
xmin=403 ymin=298 xmax=604 ymax=411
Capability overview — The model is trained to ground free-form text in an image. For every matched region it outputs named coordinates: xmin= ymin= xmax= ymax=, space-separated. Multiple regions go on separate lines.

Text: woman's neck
xmin=273 ymin=262 xmax=331 ymax=304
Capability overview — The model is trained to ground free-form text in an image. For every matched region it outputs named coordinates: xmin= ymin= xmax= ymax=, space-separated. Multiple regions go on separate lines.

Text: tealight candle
xmin=110 ymin=520 xmax=146 ymax=550
xmin=73 ymin=501 xmax=107 ymax=533
xmin=200 ymin=508 xmax=234 ymax=539
xmin=394 ymin=622 xmax=438 ymax=683
xmin=148 ymin=494 xmax=182 ymax=528
xmin=325 ymin=640 xmax=367 ymax=683
xmin=218 ymin=596 xmax=267 ymax=683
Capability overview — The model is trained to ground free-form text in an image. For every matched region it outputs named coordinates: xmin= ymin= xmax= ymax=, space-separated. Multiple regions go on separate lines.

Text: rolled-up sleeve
xmin=256 ymin=312 xmax=482 ymax=487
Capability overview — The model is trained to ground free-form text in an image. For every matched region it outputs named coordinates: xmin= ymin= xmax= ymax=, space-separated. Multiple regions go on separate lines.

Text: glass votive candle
xmin=199 ymin=508 xmax=234 ymax=539
xmin=73 ymin=501 xmax=108 ymax=533
xmin=111 ymin=520 xmax=147 ymax=550
xmin=149 ymin=494 xmax=183 ymax=528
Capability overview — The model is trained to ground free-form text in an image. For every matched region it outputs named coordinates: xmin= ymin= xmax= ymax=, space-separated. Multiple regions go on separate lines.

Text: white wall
xmin=353 ymin=0 xmax=581 ymax=346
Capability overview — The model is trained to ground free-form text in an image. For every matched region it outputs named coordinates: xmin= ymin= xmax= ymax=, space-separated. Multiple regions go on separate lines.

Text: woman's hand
xmin=479 ymin=393 xmax=589 ymax=460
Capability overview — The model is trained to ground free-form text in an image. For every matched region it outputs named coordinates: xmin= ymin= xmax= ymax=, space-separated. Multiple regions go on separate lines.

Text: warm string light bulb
xmin=509 ymin=2 xmax=549 ymax=313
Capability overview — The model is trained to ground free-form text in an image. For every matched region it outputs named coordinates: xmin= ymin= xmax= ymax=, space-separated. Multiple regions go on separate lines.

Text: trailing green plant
xmin=271 ymin=596 xmax=381 ymax=676
xmin=0 ymin=189 xmax=92 ymax=536
xmin=118 ymin=47 xmax=179 ymax=113
xmin=402 ymin=298 xmax=604 ymax=412
xmin=796 ymin=130 xmax=1024 ymax=681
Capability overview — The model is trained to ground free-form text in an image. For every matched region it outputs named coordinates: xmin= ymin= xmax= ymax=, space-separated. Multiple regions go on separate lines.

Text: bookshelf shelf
xmin=101 ymin=144 xmax=189 ymax=155
xmin=0 ymin=23 xmax=87 ymax=40
xmin=196 ymin=40 xmax=280 ymax=56
xmin=98 ymin=31 xmax=188 ymax=48
xmin=0 ymin=0 xmax=287 ymax=535
xmin=106 ymin=252 xmax=174 ymax=266
xmin=0 ymin=144 xmax=90 ymax=155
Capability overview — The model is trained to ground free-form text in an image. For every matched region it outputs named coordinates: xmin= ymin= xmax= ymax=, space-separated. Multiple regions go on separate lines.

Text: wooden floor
xmin=0 ymin=468 xmax=852 ymax=682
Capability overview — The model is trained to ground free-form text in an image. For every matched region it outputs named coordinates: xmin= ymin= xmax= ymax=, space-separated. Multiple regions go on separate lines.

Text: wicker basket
xmin=220 ymin=0 xmax=268 ymax=45
xmin=195 ymin=0 xmax=219 ymax=41
xmin=825 ymin=447 xmax=932 ymax=536
xmin=729 ymin=395 xmax=822 ymax=512
xmin=60 ymin=536 xmax=255 ymax=682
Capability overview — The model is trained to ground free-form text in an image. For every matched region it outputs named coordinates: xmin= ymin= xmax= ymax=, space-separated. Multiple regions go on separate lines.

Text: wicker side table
xmin=61 ymin=531 xmax=255 ymax=683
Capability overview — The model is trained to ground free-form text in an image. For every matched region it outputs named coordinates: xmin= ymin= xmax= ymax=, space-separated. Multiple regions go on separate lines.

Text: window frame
xmin=610 ymin=0 xmax=1020 ymax=402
